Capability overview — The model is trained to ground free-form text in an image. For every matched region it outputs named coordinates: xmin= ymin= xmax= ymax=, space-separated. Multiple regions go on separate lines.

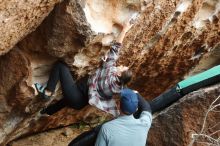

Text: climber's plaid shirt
xmin=88 ymin=42 xmax=122 ymax=117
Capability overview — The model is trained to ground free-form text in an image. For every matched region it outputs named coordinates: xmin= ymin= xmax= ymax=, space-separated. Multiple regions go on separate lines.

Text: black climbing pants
xmin=42 ymin=61 xmax=89 ymax=115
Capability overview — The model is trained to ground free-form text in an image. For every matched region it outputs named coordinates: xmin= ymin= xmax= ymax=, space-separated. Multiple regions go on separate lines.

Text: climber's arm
xmin=103 ymin=21 xmax=133 ymax=63
xmin=115 ymin=21 xmax=133 ymax=44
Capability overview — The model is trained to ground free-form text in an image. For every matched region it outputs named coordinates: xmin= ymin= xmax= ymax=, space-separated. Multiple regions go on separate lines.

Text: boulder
xmin=0 ymin=0 xmax=61 ymax=55
xmin=148 ymin=84 xmax=220 ymax=146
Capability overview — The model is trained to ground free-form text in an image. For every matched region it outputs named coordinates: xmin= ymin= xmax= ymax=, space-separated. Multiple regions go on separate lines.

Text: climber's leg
xmin=36 ymin=61 xmax=75 ymax=99
xmin=40 ymin=62 xmax=89 ymax=115
xmin=46 ymin=61 xmax=74 ymax=93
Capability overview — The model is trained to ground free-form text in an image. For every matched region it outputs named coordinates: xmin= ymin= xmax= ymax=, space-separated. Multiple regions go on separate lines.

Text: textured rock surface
xmin=147 ymin=84 xmax=220 ymax=146
xmin=0 ymin=0 xmax=61 ymax=55
xmin=18 ymin=0 xmax=147 ymax=75
xmin=0 ymin=0 xmax=220 ymax=145
xmin=10 ymin=126 xmax=89 ymax=146
xmin=0 ymin=0 xmax=145 ymax=145
xmin=119 ymin=0 xmax=220 ymax=99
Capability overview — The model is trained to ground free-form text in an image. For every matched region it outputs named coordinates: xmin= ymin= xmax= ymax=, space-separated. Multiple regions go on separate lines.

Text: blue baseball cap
xmin=120 ymin=88 xmax=138 ymax=114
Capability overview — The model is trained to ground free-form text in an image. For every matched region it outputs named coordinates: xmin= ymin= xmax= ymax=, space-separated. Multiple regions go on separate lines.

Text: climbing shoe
xmin=34 ymin=83 xmax=51 ymax=100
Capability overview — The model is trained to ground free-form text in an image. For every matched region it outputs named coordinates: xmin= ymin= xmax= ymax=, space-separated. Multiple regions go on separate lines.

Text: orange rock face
xmin=120 ymin=0 xmax=220 ymax=100
xmin=0 ymin=0 xmax=61 ymax=55
xmin=0 ymin=0 xmax=220 ymax=145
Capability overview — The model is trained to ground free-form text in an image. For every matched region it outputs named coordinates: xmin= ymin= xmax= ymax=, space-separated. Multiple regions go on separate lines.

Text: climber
xmin=35 ymin=19 xmax=134 ymax=117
